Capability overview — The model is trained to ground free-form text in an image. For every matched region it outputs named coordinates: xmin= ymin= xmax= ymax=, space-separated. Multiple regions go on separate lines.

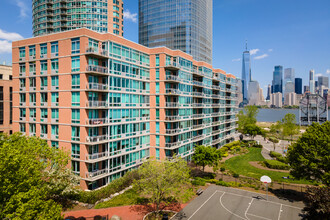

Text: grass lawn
xmin=224 ymin=147 xmax=311 ymax=184
xmin=95 ymin=189 xmax=142 ymax=209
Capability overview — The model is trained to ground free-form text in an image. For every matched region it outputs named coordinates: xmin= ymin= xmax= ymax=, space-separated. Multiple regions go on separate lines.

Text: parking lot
xmin=173 ymin=185 xmax=304 ymax=220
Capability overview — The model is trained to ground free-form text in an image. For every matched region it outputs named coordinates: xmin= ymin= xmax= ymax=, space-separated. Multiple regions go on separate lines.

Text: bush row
xmin=270 ymin=151 xmax=288 ymax=163
xmin=264 ymin=160 xmax=290 ymax=170
xmin=78 ymin=170 xmax=139 ymax=204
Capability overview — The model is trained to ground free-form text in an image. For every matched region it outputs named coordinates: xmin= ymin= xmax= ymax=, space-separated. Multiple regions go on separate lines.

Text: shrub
xmin=220 ymin=167 xmax=225 ymax=172
xmin=192 ymin=177 xmax=206 ymax=186
xmin=252 ymin=144 xmax=263 ymax=148
xmin=233 ymin=173 xmax=240 ymax=178
xmin=264 ymin=160 xmax=290 ymax=170
xmin=206 ymin=179 xmax=218 ymax=184
xmin=216 ymin=181 xmax=237 ymax=187
xmin=78 ymin=169 xmax=139 ymax=204
xmin=270 ymin=151 xmax=288 ymax=163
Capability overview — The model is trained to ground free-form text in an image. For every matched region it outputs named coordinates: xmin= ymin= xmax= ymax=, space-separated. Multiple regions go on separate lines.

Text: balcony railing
xmin=86 ymin=151 xmax=109 ymax=161
xmin=85 ymin=47 xmax=109 ymax=57
xmin=86 ymin=83 xmax=109 ymax=91
xmin=86 ymin=65 xmax=108 ymax=74
xmin=86 ymin=101 xmax=108 ymax=108
xmin=165 ymin=88 xmax=180 ymax=95
xmin=166 ymin=75 xmax=181 ymax=82
xmin=86 ymin=135 xmax=109 ymax=143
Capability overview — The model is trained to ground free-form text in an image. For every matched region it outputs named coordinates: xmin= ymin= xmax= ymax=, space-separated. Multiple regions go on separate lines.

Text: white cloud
xmin=124 ymin=10 xmax=137 ymax=23
xmin=232 ymin=58 xmax=241 ymax=62
xmin=14 ymin=0 xmax=28 ymax=19
xmin=254 ymin=53 xmax=269 ymax=60
xmin=326 ymin=69 xmax=330 ymax=74
xmin=268 ymin=49 xmax=273 ymax=52
xmin=0 ymin=40 xmax=12 ymax=54
xmin=315 ymin=73 xmax=322 ymax=77
xmin=0 ymin=29 xmax=23 ymax=41
xmin=250 ymin=49 xmax=259 ymax=55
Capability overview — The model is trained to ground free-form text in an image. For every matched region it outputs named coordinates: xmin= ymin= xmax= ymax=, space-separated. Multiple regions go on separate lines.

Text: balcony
xmin=86 ymin=101 xmax=108 ymax=108
xmin=85 ymin=47 xmax=109 ymax=58
xmin=192 ymin=114 xmax=203 ymax=119
xmin=192 ymin=81 xmax=204 ymax=87
xmin=165 ymin=62 xmax=180 ymax=70
xmin=86 ymin=65 xmax=108 ymax=75
xmin=85 ymin=151 xmax=109 ymax=161
xmin=86 ymin=118 xmax=111 ymax=125
xmin=165 ymin=88 xmax=180 ymax=95
xmin=192 ymin=134 xmax=204 ymax=141
xmin=192 ymin=103 xmax=203 ymax=107
xmin=85 ymin=168 xmax=109 ymax=179
xmin=165 ymin=142 xmax=182 ymax=148
xmin=165 ymin=128 xmax=180 ymax=135
xmin=166 ymin=75 xmax=181 ymax=82
xmin=165 ymin=102 xmax=179 ymax=108
xmin=192 ymin=124 xmax=204 ymax=130
xmin=86 ymin=135 xmax=109 ymax=143
xmin=86 ymin=83 xmax=109 ymax=91
xmin=192 ymin=92 xmax=203 ymax=97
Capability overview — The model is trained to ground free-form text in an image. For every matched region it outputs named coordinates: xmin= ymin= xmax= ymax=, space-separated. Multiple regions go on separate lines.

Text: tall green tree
xmin=133 ymin=158 xmax=190 ymax=214
xmin=192 ymin=145 xmax=221 ymax=171
xmin=287 ymin=122 xmax=330 ymax=186
xmin=243 ymin=124 xmax=263 ymax=140
xmin=237 ymin=105 xmax=259 ymax=132
xmin=281 ymin=113 xmax=299 ymax=141
xmin=0 ymin=133 xmax=79 ymax=220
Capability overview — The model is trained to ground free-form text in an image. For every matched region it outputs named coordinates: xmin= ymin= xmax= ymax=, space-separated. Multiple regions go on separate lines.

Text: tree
xmin=268 ymin=137 xmax=279 ymax=151
xmin=243 ymin=124 xmax=262 ymax=140
xmin=302 ymin=186 xmax=330 ymax=219
xmin=133 ymin=158 xmax=190 ymax=215
xmin=281 ymin=113 xmax=299 ymax=141
xmin=237 ymin=105 xmax=259 ymax=131
xmin=0 ymin=133 xmax=79 ymax=219
xmin=192 ymin=145 xmax=221 ymax=171
xmin=287 ymin=122 xmax=330 ymax=186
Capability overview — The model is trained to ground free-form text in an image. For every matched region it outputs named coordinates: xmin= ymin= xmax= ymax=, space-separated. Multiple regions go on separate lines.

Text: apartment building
xmin=12 ymin=28 xmax=237 ymax=190
xmin=0 ymin=65 xmax=13 ymax=134
xmin=32 ymin=0 xmax=124 ymax=37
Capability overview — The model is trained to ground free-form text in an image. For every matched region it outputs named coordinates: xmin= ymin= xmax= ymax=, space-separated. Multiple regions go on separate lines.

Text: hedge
xmin=264 ymin=160 xmax=290 ymax=170
xmin=269 ymin=151 xmax=288 ymax=164
xmin=78 ymin=169 xmax=139 ymax=204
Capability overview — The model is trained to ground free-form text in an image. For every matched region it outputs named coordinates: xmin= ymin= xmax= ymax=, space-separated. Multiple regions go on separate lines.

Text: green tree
xmin=192 ymin=145 xmax=221 ymax=171
xmin=287 ymin=122 xmax=330 ymax=186
xmin=0 ymin=133 xmax=79 ymax=219
xmin=237 ymin=105 xmax=259 ymax=133
xmin=281 ymin=113 xmax=299 ymax=141
xmin=243 ymin=124 xmax=262 ymax=140
xmin=302 ymin=186 xmax=330 ymax=219
xmin=133 ymin=158 xmax=190 ymax=214
xmin=268 ymin=137 xmax=279 ymax=151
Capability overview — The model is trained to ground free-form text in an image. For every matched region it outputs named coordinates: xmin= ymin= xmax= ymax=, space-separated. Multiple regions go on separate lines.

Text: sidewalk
xmin=63 ymin=204 xmax=187 ymax=220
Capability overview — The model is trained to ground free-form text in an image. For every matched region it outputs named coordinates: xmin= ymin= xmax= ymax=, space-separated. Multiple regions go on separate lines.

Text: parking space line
xmin=187 ymin=190 xmax=219 ymax=220
xmin=277 ymin=204 xmax=283 ymax=220
xmin=245 ymin=198 xmax=254 ymax=220
xmin=219 ymin=192 xmax=247 ymax=220
xmin=246 ymin=213 xmax=272 ymax=220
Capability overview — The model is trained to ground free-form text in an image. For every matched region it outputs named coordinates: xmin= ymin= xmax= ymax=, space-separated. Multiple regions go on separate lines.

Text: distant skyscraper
xmin=266 ymin=84 xmax=271 ymax=100
xmin=284 ymin=68 xmax=295 ymax=84
xmin=309 ymin=70 xmax=315 ymax=94
xmin=139 ymin=0 xmax=213 ymax=64
xmin=295 ymin=78 xmax=302 ymax=94
xmin=304 ymin=85 xmax=310 ymax=93
xmin=32 ymin=0 xmax=124 ymax=36
xmin=241 ymin=44 xmax=251 ymax=102
xmin=272 ymin=66 xmax=283 ymax=93
xmin=318 ymin=76 xmax=329 ymax=88
xmin=248 ymin=81 xmax=260 ymax=105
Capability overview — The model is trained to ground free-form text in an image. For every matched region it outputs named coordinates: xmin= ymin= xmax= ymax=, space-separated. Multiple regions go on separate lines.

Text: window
xmin=51 ymin=41 xmax=58 ymax=56
xmin=72 ymin=161 xmax=80 ymax=174
xmin=51 ymin=76 xmax=59 ymax=88
xmin=156 ymin=109 xmax=159 ymax=120
xmin=30 ymin=108 xmax=36 ymax=118
xmin=71 ymin=92 xmax=80 ymax=106
xmin=0 ymin=74 xmax=2 ymax=79
xmin=156 ymin=148 xmax=160 ymax=160
xmin=51 ymin=92 xmax=59 ymax=105
xmin=40 ymin=124 xmax=47 ymax=135
xmin=72 ymin=74 xmax=80 ymax=89
xmin=72 ymin=144 xmax=80 ymax=158
xmin=40 ymin=61 xmax=47 ymax=74
xmin=29 ymin=93 xmax=36 ymax=105
xmin=156 ymin=135 xmax=160 ymax=147
xmin=40 ymin=93 xmax=48 ymax=104
xmin=41 ymin=108 xmax=48 ymax=119
xmin=19 ymin=108 xmax=26 ymax=118
xmin=29 ymin=77 xmax=36 ymax=89
xmin=156 ymin=68 xmax=159 ymax=80
xmin=29 ymin=123 xmax=36 ymax=134
xmin=29 ymin=46 xmax=36 ymax=58
xmin=40 ymin=77 xmax=47 ymax=89
xmin=19 ymin=93 xmax=26 ymax=104
xmin=72 ymin=126 xmax=80 ymax=141
xmin=156 ymin=95 xmax=159 ymax=107
xmin=51 ymin=59 xmax=59 ymax=73
xmin=51 ymin=125 xmax=59 ymax=137
xmin=156 ymin=83 xmax=159 ymax=93
xmin=156 ymin=122 xmax=160 ymax=133
xmin=72 ymin=109 xmax=80 ymax=123
xmin=29 ymin=63 xmax=36 ymax=75
xmin=71 ymin=38 xmax=80 ymax=54
xmin=0 ymin=103 xmax=3 ymax=125
xmin=71 ymin=56 xmax=80 ymax=72
xmin=156 ymin=55 xmax=159 ymax=67
xmin=19 ymin=47 xmax=25 ymax=58
xmin=40 ymin=43 xmax=47 ymax=58
xmin=19 ymin=64 xmax=26 ymax=74
xmin=20 ymin=123 xmax=26 ymax=133
xmin=51 ymin=109 xmax=59 ymax=120
xmin=51 ymin=141 xmax=59 ymax=148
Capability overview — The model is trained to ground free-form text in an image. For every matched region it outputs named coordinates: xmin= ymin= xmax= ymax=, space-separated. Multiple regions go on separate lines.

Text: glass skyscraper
xmin=272 ymin=65 xmax=283 ymax=93
xmin=241 ymin=50 xmax=251 ymax=102
xmin=295 ymin=78 xmax=302 ymax=94
xmin=32 ymin=0 xmax=124 ymax=37
xmin=139 ymin=0 xmax=213 ymax=64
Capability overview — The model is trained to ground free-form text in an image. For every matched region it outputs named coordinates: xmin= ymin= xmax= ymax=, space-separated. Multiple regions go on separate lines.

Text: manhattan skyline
xmin=0 ymin=0 xmax=329 ymax=96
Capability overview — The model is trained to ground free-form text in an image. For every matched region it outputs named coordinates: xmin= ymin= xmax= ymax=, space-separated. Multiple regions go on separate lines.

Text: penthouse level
xmin=12 ymin=28 xmax=237 ymax=190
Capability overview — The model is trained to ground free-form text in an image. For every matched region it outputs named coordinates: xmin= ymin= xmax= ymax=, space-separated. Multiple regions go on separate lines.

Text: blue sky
xmin=0 ymin=0 xmax=329 ymax=96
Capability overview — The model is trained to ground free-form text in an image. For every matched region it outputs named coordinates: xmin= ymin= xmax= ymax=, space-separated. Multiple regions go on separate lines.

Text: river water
xmin=253 ymin=108 xmax=330 ymax=123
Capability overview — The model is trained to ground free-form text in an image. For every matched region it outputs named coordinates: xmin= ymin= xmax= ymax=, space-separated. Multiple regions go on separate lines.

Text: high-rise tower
xmin=32 ymin=0 xmax=124 ymax=37
xmin=309 ymin=70 xmax=315 ymax=94
xmin=272 ymin=66 xmax=283 ymax=94
xmin=241 ymin=42 xmax=251 ymax=102
xmin=138 ymin=0 xmax=213 ymax=64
